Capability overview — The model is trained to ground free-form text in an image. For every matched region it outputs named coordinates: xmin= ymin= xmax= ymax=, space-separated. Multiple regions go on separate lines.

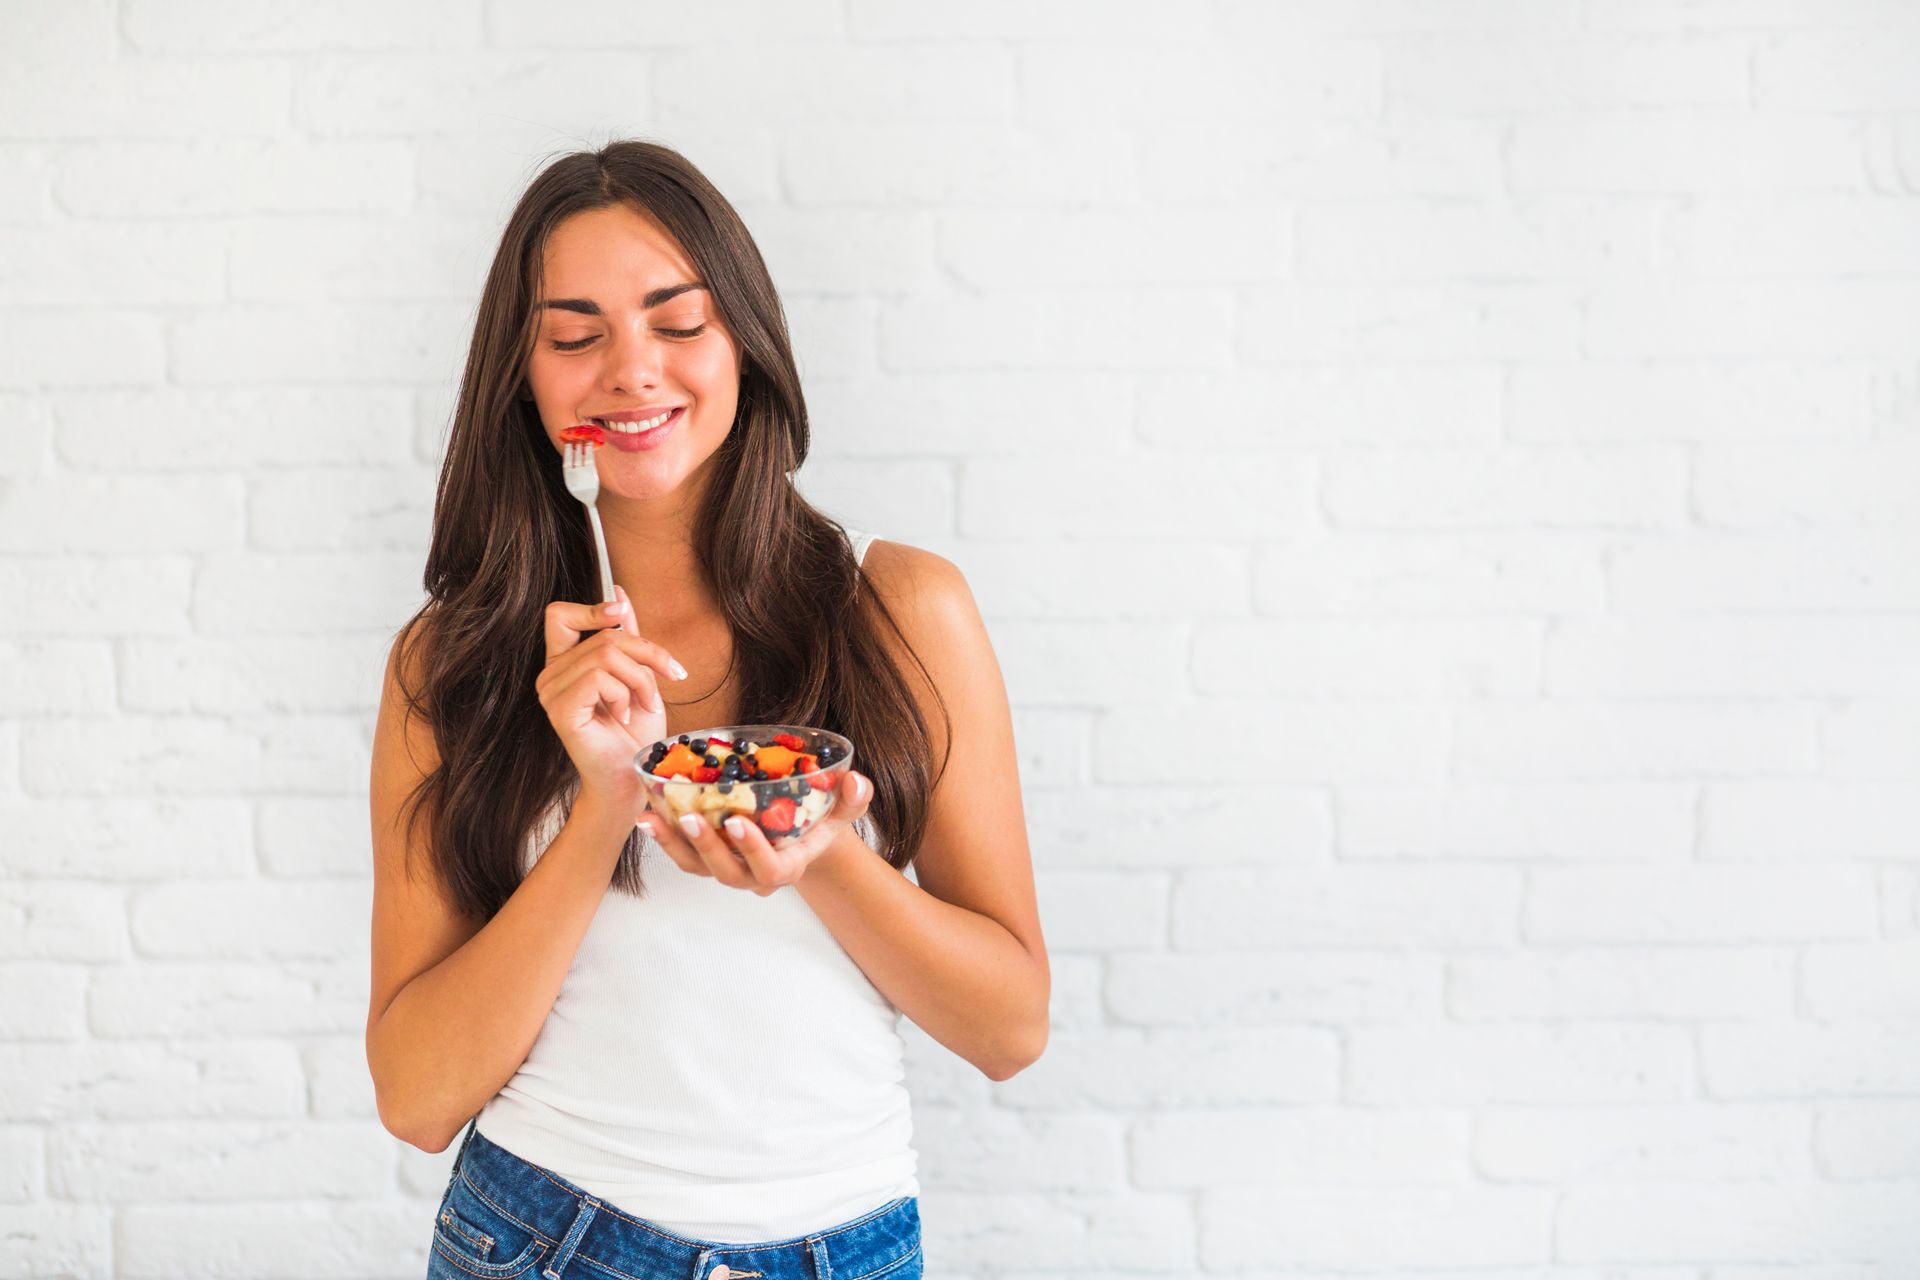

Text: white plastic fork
xmin=561 ymin=440 xmax=618 ymax=615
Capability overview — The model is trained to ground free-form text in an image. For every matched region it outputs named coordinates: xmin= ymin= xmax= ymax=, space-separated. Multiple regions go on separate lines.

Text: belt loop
xmin=541 ymin=1194 xmax=600 ymax=1280
xmin=807 ymin=1234 xmax=832 ymax=1280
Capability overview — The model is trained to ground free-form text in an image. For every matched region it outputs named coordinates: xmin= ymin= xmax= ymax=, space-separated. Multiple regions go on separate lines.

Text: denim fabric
xmin=426 ymin=1121 xmax=924 ymax=1280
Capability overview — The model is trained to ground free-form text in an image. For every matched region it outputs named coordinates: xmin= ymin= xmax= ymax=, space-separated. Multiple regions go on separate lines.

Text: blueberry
xmin=690 ymin=737 xmax=708 ymax=751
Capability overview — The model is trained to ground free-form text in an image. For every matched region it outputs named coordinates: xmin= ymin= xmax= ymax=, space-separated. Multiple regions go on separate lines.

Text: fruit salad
xmin=637 ymin=725 xmax=853 ymax=843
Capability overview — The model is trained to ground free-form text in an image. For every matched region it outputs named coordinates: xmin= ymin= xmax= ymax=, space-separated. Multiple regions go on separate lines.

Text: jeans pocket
xmin=853 ymin=1240 xmax=923 ymax=1280
xmin=428 ymin=1177 xmax=549 ymax=1279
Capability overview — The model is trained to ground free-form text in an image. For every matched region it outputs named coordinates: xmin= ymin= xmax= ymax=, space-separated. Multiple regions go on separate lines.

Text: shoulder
xmin=860 ymin=540 xmax=982 ymax=655
xmin=856 ymin=539 xmax=996 ymax=760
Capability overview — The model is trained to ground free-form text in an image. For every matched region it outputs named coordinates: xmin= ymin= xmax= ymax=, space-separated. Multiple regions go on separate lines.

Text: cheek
xmin=684 ymin=345 xmax=740 ymax=411
xmin=686 ymin=338 xmax=738 ymax=382
xmin=527 ymin=350 xmax=585 ymax=400
xmin=530 ymin=352 xmax=596 ymax=415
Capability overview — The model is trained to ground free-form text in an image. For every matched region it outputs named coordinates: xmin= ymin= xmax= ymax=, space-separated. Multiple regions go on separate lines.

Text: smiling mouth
xmin=592 ymin=407 xmax=684 ymax=434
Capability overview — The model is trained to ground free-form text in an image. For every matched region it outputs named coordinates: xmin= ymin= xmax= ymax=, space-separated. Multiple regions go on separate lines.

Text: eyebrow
xmin=538 ymin=282 xmax=707 ymax=316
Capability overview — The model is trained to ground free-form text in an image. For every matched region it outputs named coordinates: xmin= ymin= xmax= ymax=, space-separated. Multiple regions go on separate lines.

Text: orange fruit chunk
xmin=751 ymin=744 xmax=801 ymax=778
xmin=656 ymin=743 xmax=707 ymax=777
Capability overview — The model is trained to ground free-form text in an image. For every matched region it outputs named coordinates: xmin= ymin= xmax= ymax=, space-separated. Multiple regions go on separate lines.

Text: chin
xmin=605 ymin=470 xmax=681 ymax=499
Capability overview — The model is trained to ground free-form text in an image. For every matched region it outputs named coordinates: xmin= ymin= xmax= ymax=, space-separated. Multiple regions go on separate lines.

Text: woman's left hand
xmin=637 ymin=772 xmax=873 ymax=896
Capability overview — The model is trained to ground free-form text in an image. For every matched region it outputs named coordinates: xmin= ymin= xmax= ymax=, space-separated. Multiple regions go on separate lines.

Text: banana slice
xmin=664 ymin=778 xmax=699 ymax=813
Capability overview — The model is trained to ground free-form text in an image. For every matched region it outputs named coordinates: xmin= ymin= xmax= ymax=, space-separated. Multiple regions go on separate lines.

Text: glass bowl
xmin=634 ymin=724 xmax=854 ymax=845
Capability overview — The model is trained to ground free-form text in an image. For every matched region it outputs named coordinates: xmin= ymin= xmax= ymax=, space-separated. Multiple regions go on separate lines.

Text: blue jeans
xmin=426 ymin=1120 xmax=925 ymax=1280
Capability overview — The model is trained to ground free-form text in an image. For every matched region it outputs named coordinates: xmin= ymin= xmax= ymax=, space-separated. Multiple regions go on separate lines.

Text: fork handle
xmin=586 ymin=503 xmax=618 ymax=608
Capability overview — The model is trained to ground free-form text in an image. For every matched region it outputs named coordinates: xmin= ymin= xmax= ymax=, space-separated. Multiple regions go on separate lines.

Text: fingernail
xmin=679 ymin=814 xmax=704 ymax=838
xmin=669 ymin=658 xmax=689 ymax=681
xmin=606 ymin=600 xmax=627 ymax=616
xmin=725 ymin=817 xmax=747 ymax=837
xmin=622 ymin=704 xmax=631 ymax=724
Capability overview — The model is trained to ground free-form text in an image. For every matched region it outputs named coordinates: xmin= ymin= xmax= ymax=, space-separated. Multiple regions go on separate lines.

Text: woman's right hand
xmin=537 ymin=583 xmax=686 ymax=804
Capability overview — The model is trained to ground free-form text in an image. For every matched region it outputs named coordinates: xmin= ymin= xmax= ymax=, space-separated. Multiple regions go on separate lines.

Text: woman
xmin=365 ymin=139 xmax=1049 ymax=1280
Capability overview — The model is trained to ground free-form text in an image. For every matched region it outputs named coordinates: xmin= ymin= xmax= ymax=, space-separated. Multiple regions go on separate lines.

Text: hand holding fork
xmin=545 ymin=440 xmax=689 ymax=799
xmin=561 ymin=438 xmax=621 ymax=638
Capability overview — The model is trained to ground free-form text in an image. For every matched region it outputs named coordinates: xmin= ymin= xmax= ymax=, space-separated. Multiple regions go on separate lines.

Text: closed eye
xmin=550 ymin=325 xmax=707 ymax=352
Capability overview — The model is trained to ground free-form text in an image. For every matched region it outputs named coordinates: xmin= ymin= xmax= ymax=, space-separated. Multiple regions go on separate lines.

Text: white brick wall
xmin=2 ymin=0 xmax=1916 ymax=1276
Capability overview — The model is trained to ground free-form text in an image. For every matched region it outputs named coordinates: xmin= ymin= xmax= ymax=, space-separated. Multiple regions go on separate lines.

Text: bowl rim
xmin=632 ymin=723 xmax=854 ymax=785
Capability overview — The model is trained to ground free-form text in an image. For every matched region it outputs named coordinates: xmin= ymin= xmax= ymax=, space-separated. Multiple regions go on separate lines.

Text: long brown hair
xmin=388 ymin=138 xmax=948 ymax=919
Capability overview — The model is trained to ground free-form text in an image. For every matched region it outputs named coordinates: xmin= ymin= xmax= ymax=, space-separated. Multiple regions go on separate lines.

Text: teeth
xmin=596 ymin=408 xmax=676 ymax=433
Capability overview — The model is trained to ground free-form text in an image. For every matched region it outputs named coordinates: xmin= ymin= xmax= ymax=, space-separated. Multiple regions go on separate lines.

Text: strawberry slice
xmin=791 ymin=753 xmax=832 ymax=791
xmin=772 ymin=732 xmax=807 ymax=751
xmin=759 ymin=796 xmax=798 ymax=835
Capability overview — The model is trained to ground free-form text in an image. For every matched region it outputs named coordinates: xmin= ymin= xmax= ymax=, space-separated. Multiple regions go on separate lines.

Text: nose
xmin=605 ymin=320 xmax=669 ymax=392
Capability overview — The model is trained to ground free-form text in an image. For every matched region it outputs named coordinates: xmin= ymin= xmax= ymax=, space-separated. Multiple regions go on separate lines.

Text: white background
xmin=3 ymin=1 xmax=1919 ymax=1276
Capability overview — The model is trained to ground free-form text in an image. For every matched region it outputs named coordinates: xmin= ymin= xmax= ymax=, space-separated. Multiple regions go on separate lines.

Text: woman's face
xmin=526 ymin=203 xmax=742 ymax=499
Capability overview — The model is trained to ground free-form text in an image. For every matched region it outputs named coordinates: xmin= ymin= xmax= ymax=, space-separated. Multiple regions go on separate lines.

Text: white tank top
xmin=474 ymin=528 xmax=918 ymax=1244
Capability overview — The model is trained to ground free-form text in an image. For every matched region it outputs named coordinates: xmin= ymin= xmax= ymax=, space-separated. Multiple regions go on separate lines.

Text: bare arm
xmin=363 ymin=621 xmax=643 ymax=1152
xmin=366 ymin=788 xmax=634 ymax=1152
xmin=793 ymin=542 xmax=1049 ymax=1079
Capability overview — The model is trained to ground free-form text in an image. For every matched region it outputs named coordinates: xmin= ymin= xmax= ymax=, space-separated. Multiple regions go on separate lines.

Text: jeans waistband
xmin=450 ymin=1122 xmax=920 ymax=1280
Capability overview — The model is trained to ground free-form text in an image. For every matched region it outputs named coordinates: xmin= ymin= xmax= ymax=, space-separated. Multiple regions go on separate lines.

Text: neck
xmin=594 ymin=472 xmax=721 ymax=632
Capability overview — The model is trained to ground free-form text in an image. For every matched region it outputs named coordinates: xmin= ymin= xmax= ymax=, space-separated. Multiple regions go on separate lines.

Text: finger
xmin=536 ymin=611 xmax=630 ymax=702
xmin=638 ymin=813 xmax=711 ymax=877
xmin=675 ymin=812 xmax=758 ymax=890
xmin=839 ymin=771 xmax=871 ymax=815
xmin=545 ymin=597 xmax=630 ymax=664
xmin=536 ymin=625 xmax=678 ymax=716
xmin=588 ymin=638 xmax=665 ymax=715
xmin=647 ymin=810 xmax=722 ymax=877
xmin=722 ymin=815 xmax=794 ymax=890
xmin=687 ymin=809 xmax=760 ymax=890
xmin=588 ymin=626 xmax=686 ymax=693
xmin=548 ymin=667 xmax=638 ymax=732
xmin=590 ymin=582 xmax=635 ymax=644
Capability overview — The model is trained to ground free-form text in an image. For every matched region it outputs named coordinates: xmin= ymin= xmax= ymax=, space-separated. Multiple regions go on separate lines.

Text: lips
xmin=600 ymin=405 xmax=684 ymax=452
xmin=592 ymin=405 xmax=683 ymax=426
